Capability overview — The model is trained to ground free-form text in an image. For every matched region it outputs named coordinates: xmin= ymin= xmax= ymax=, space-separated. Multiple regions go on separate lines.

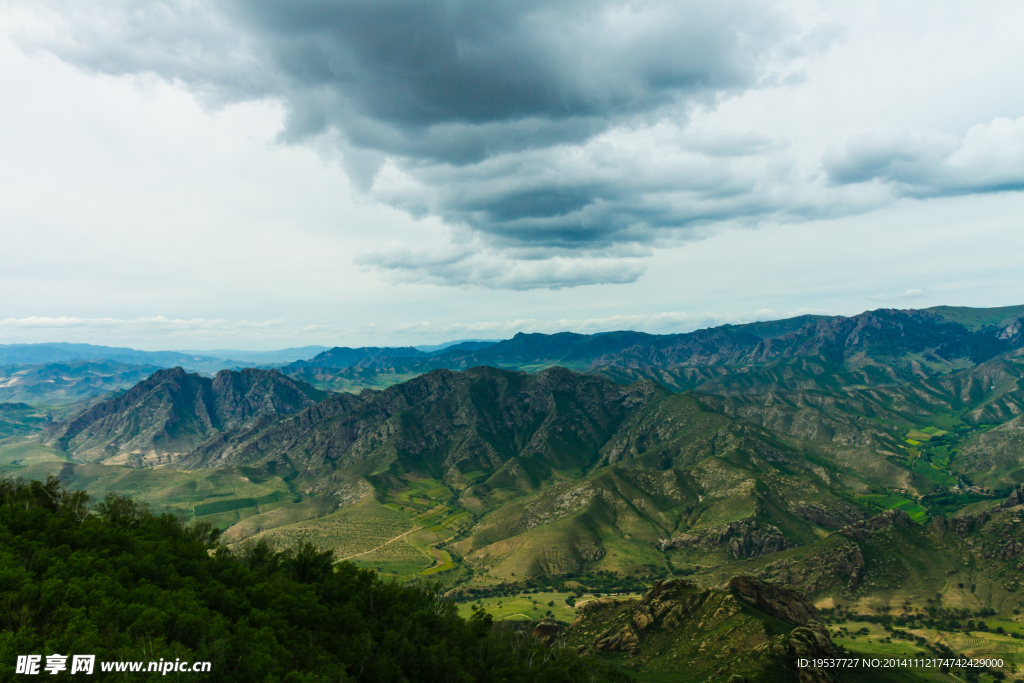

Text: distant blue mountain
xmin=413 ymin=339 xmax=502 ymax=353
xmin=178 ymin=346 xmax=330 ymax=364
xmin=0 ymin=343 xmax=240 ymax=373
xmin=287 ymin=346 xmax=429 ymax=370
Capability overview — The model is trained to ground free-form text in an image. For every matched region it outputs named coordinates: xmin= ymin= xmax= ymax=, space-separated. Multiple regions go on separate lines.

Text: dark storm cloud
xmin=227 ymin=0 xmax=786 ymax=160
xmin=30 ymin=0 xmax=809 ymax=287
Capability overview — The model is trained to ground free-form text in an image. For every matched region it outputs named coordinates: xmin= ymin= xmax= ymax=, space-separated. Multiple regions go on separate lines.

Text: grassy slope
xmin=0 ymin=439 xmax=300 ymax=528
xmin=456 ymin=591 xmax=579 ymax=623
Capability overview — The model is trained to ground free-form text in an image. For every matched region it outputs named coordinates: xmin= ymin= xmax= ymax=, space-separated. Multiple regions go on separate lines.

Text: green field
xmin=236 ymin=494 xmax=415 ymax=557
xmin=421 ymin=548 xmax=455 ymax=575
xmin=912 ymin=458 xmax=958 ymax=486
xmin=857 ymin=493 xmax=930 ymax=522
xmin=455 ymin=592 xmax=580 ymax=623
xmin=833 ymin=620 xmax=1023 ymax=680
xmin=386 ymin=475 xmax=452 ymax=510
xmin=349 ymin=530 xmax=438 ymax=576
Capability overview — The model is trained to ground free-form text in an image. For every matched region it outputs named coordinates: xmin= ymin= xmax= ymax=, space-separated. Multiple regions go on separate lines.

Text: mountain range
xmin=5 ymin=303 xmax=1024 ymax=681
xmin=0 ymin=342 xmax=255 ymax=372
xmin=0 ymin=359 xmax=163 ymax=405
xmin=281 ymin=305 xmax=1024 ymax=388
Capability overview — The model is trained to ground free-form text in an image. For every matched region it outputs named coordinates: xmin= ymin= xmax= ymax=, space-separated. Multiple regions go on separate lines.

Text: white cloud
xmin=825 ymin=117 xmax=1024 ymax=196
xmin=357 ymin=239 xmax=648 ymax=290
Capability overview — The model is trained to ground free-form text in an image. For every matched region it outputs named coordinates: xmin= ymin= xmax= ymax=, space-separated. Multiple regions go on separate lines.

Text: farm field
xmin=235 ymin=494 xmax=415 ymax=558
xmin=230 ymin=488 xmax=472 ymax=578
xmin=0 ymin=439 xmax=71 ymax=472
xmin=913 ymin=458 xmax=958 ymax=486
xmin=832 ymin=620 xmax=1023 ymax=680
xmin=384 ymin=474 xmax=451 ymax=510
xmin=347 ymin=527 xmax=437 ymax=576
xmin=454 ymin=592 xmax=649 ymax=625
xmin=907 ymin=427 xmax=948 ymax=443
xmin=858 ymin=493 xmax=930 ymax=522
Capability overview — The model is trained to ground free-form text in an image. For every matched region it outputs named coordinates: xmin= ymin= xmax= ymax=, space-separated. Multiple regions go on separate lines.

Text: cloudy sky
xmin=1 ymin=0 xmax=1022 ymax=350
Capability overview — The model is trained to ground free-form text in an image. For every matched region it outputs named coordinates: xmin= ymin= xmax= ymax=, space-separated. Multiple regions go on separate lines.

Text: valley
xmin=3 ymin=304 xmax=1024 ymax=681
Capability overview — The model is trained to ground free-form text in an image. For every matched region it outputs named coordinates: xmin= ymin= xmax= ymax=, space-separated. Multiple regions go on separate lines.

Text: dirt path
xmin=335 ymin=527 xmax=420 ymax=562
xmin=334 ymin=503 xmax=451 ymax=565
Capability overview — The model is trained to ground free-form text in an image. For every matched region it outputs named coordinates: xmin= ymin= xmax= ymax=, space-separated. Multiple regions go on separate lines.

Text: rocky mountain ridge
xmin=282 ymin=306 xmax=1024 ymax=389
xmin=42 ymin=367 xmax=326 ymax=459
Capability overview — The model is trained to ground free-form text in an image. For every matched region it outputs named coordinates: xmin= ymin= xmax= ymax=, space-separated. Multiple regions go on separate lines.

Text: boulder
xmin=532 ymin=621 xmax=561 ymax=646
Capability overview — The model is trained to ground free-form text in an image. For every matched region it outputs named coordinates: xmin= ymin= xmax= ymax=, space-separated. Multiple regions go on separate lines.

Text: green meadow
xmin=857 ymin=493 xmax=930 ymax=522
xmin=455 ymin=592 xmax=580 ymax=623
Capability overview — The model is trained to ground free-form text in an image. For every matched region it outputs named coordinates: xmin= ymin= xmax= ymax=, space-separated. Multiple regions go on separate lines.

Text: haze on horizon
xmin=1 ymin=1 xmax=1022 ymax=352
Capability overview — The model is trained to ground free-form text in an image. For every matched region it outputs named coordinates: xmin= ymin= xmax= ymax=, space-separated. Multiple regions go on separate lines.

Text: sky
xmin=1 ymin=0 xmax=1022 ymax=351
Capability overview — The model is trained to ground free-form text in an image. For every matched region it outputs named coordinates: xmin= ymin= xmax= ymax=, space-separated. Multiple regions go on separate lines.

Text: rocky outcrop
xmin=792 ymin=501 xmax=863 ymax=528
xmin=729 ymin=576 xmax=839 ymax=682
xmin=576 ymin=596 xmax=623 ymax=614
xmin=727 ymin=576 xmax=824 ymax=633
xmin=660 ymin=519 xmax=795 ymax=559
xmin=932 ymin=483 xmax=1024 ymax=543
xmin=753 ymin=627 xmax=838 ymax=683
xmin=567 ymin=576 xmax=839 ymax=682
xmin=531 ymin=621 xmax=562 ymax=647
xmin=836 ymin=508 xmax=911 ymax=541
xmin=933 ymin=513 xmax=987 ymax=537
xmin=996 ymin=483 xmax=1024 ymax=511
xmin=998 ymin=540 xmax=1024 ymax=561
xmin=726 ymin=537 xmax=866 ymax=593
xmin=585 ymin=579 xmax=729 ymax=654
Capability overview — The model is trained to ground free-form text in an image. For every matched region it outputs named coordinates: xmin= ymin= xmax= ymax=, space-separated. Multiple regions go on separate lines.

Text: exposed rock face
xmin=931 ymin=484 xmax=1024 ymax=542
xmin=998 ymin=540 xmax=1024 ymax=561
xmin=727 ymin=576 xmax=823 ymax=633
xmin=792 ymin=502 xmax=864 ymax=529
xmin=728 ymin=577 xmax=839 ymax=682
xmin=577 ymin=596 xmax=623 ymax=614
xmin=660 ymin=519 xmax=795 ymax=559
xmin=753 ymin=627 xmax=839 ymax=683
xmin=734 ymin=537 xmax=866 ymax=593
xmin=566 ymin=577 xmax=838 ymax=682
xmin=934 ymin=514 xmax=986 ymax=537
xmin=956 ymin=413 xmax=1024 ymax=475
xmin=836 ymin=508 xmax=911 ymax=541
xmin=996 ymin=483 xmax=1024 ymax=511
xmin=585 ymin=579 xmax=724 ymax=654
xmin=43 ymin=367 xmax=325 ymax=460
